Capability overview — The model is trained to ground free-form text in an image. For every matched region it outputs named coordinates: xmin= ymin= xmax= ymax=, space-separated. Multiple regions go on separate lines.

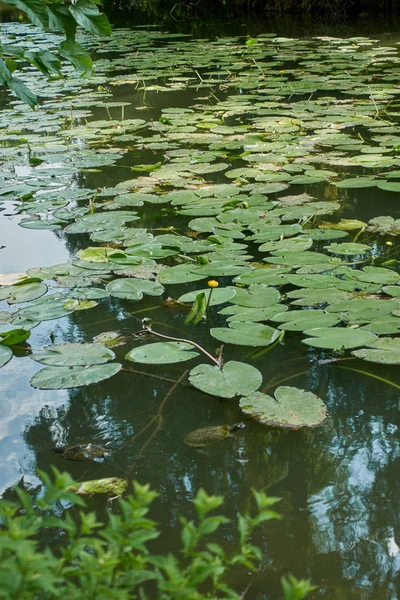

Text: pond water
xmin=3 ymin=21 xmax=400 ymax=599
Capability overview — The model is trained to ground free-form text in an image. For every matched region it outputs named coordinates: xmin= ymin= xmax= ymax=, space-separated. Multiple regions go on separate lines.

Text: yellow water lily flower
xmin=208 ymin=280 xmax=219 ymax=288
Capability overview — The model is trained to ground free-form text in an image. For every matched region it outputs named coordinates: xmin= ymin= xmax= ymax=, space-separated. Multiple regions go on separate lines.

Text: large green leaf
xmin=270 ymin=310 xmax=341 ymax=331
xmin=30 ymin=342 xmax=115 ymax=367
xmin=30 ymin=363 xmax=121 ymax=389
xmin=352 ymin=338 xmax=400 ymax=364
xmin=239 ymin=386 xmax=328 ymax=429
xmin=0 ymin=328 xmax=30 ymax=346
xmin=302 ymin=327 xmax=378 ymax=350
xmin=58 ymin=40 xmax=93 ymax=74
xmin=125 ymin=342 xmax=198 ymax=364
xmin=189 ymin=361 xmax=262 ymax=399
xmin=69 ymin=0 xmax=112 ymax=36
xmin=179 ymin=287 xmax=236 ymax=306
xmin=210 ymin=322 xmax=281 ymax=346
xmin=106 ymin=278 xmax=164 ymax=300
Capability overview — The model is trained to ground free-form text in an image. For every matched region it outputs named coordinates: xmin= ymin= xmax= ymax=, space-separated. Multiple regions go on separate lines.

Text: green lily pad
xmin=106 ymin=278 xmax=164 ymax=300
xmin=210 ymin=322 xmax=281 ymax=346
xmin=125 ymin=342 xmax=198 ymax=364
xmin=30 ymin=363 xmax=122 ymax=389
xmin=302 ymin=327 xmax=378 ymax=350
xmin=157 ymin=265 xmax=206 ymax=285
xmin=0 ymin=345 xmax=13 ymax=368
xmin=0 ymin=328 xmax=30 ymax=346
xmin=189 ymin=361 xmax=262 ymax=399
xmin=67 ymin=477 xmax=128 ymax=496
xmin=239 ymin=386 xmax=328 ymax=429
xmin=352 ymin=337 xmax=400 ymax=364
xmin=0 ymin=281 xmax=47 ymax=304
xmin=178 ymin=287 xmax=236 ymax=306
xmin=30 ymin=342 xmax=116 ymax=367
xmin=270 ymin=310 xmax=341 ymax=331
xmin=230 ymin=284 xmax=281 ymax=308
xmin=324 ymin=242 xmax=371 ymax=256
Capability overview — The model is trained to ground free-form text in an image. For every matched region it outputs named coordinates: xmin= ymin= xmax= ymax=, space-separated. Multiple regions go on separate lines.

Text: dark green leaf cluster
xmin=0 ymin=469 xmax=314 ymax=599
xmin=0 ymin=0 xmax=111 ymax=106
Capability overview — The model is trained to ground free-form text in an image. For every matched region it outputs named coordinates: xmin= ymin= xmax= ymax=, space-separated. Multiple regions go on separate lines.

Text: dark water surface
xmin=2 ymin=20 xmax=400 ymax=599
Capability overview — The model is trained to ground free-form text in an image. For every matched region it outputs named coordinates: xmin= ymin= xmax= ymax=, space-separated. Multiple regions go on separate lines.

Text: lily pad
xmin=106 ymin=278 xmax=164 ymax=300
xmin=30 ymin=342 xmax=116 ymax=367
xmin=30 ymin=363 xmax=121 ymax=389
xmin=125 ymin=342 xmax=198 ymax=364
xmin=178 ymin=287 xmax=236 ymax=306
xmin=210 ymin=322 xmax=281 ymax=346
xmin=189 ymin=361 xmax=262 ymax=399
xmin=302 ymin=327 xmax=378 ymax=350
xmin=239 ymin=386 xmax=328 ymax=429
xmin=352 ymin=337 xmax=400 ymax=364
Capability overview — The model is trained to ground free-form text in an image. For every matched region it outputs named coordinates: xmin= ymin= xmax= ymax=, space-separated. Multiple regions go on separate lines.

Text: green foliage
xmin=0 ymin=0 xmax=111 ymax=106
xmin=0 ymin=469 xmax=314 ymax=599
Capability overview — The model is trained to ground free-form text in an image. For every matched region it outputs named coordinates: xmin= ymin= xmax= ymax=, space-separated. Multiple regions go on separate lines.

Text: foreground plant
xmin=0 ymin=468 xmax=315 ymax=599
xmin=0 ymin=0 xmax=111 ymax=107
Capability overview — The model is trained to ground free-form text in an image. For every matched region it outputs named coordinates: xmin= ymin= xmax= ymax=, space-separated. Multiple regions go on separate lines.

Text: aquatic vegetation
xmin=2 ymin=26 xmax=400 ymax=430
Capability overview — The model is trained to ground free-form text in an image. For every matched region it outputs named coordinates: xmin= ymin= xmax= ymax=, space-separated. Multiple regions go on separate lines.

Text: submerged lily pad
xmin=125 ymin=342 xmax=198 ymax=364
xmin=67 ymin=477 xmax=128 ymax=496
xmin=189 ymin=361 xmax=262 ymax=399
xmin=239 ymin=386 xmax=328 ymax=429
xmin=30 ymin=363 xmax=121 ymax=389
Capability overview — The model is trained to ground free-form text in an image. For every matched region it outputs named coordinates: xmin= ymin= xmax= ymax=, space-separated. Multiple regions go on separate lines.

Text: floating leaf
xmin=302 ymin=327 xmax=378 ymax=350
xmin=0 ymin=345 xmax=12 ymax=368
xmin=106 ymin=278 xmax=164 ymax=300
xmin=92 ymin=331 xmax=129 ymax=347
xmin=352 ymin=337 xmax=400 ymax=364
xmin=179 ymin=287 xmax=236 ymax=306
xmin=270 ymin=310 xmax=341 ymax=331
xmin=211 ymin=322 xmax=281 ymax=346
xmin=324 ymin=242 xmax=371 ymax=256
xmin=30 ymin=342 xmax=116 ymax=367
xmin=0 ymin=328 xmax=30 ymax=346
xmin=125 ymin=342 xmax=198 ymax=364
xmin=189 ymin=361 xmax=262 ymax=399
xmin=30 ymin=363 xmax=121 ymax=389
xmin=239 ymin=386 xmax=327 ymax=429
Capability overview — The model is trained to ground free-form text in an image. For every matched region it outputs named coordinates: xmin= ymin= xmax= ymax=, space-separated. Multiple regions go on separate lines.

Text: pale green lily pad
xmin=352 ymin=337 xmax=400 ymax=364
xmin=30 ymin=343 xmax=116 ymax=367
xmin=67 ymin=477 xmax=128 ymax=496
xmin=219 ymin=304 xmax=286 ymax=323
xmin=0 ymin=345 xmax=12 ymax=368
xmin=0 ymin=281 xmax=47 ymax=304
xmin=239 ymin=386 xmax=328 ymax=430
xmin=324 ymin=242 xmax=371 ymax=256
xmin=270 ymin=310 xmax=341 ymax=331
xmin=230 ymin=284 xmax=280 ymax=308
xmin=179 ymin=287 xmax=236 ymax=306
xmin=30 ymin=363 xmax=122 ymax=389
xmin=259 ymin=237 xmax=313 ymax=253
xmin=189 ymin=361 xmax=262 ymax=399
xmin=335 ymin=177 xmax=378 ymax=188
xmin=106 ymin=278 xmax=164 ymax=300
xmin=157 ymin=265 xmax=206 ymax=285
xmin=302 ymin=327 xmax=378 ymax=350
xmin=92 ymin=331 xmax=129 ymax=347
xmin=210 ymin=322 xmax=281 ymax=346
xmin=125 ymin=342 xmax=198 ymax=364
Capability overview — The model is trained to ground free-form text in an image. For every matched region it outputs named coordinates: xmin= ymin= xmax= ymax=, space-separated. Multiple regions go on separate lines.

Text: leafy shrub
xmin=0 ymin=468 xmax=315 ymax=599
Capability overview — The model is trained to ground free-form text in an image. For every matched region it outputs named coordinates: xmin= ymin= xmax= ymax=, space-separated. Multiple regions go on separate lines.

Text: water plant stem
xmin=138 ymin=322 xmax=220 ymax=366
xmin=336 ymin=365 xmax=400 ymax=391
xmin=126 ymin=369 xmax=189 ymax=476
